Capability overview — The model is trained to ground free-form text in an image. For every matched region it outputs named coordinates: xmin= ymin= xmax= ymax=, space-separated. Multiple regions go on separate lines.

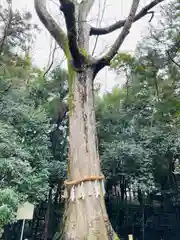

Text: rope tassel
xmin=88 ymin=181 xmax=93 ymax=196
xmin=80 ymin=182 xmax=85 ymax=199
xmin=64 ymin=187 xmax=68 ymax=199
xmin=101 ymin=180 xmax=106 ymax=196
xmin=94 ymin=180 xmax=100 ymax=198
xmin=70 ymin=185 xmax=75 ymax=202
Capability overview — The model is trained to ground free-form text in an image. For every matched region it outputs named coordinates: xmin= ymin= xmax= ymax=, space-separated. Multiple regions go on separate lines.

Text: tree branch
xmin=43 ymin=40 xmax=57 ymax=77
xmin=59 ymin=0 xmax=87 ymax=68
xmin=90 ymin=0 xmax=164 ymax=35
xmin=79 ymin=0 xmax=95 ymax=20
xmin=91 ymin=0 xmax=106 ymax=56
xmin=34 ymin=0 xmax=68 ymax=55
xmin=148 ymin=11 xmax=154 ymax=22
xmin=93 ymin=0 xmax=140 ymax=75
xmin=167 ymin=50 xmax=180 ymax=68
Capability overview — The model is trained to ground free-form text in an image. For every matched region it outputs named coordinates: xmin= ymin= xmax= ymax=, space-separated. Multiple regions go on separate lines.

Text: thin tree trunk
xmin=141 ymin=205 xmax=145 ymax=240
xmin=44 ymin=188 xmax=52 ymax=240
xmin=63 ymin=69 xmax=117 ymax=239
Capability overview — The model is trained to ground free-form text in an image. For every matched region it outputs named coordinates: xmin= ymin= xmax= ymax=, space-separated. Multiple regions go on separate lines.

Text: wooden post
xmin=20 ymin=219 xmax=25 ymax=240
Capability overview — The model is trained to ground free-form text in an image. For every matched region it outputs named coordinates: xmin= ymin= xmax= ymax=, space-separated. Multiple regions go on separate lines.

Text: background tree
xmin=0 ymin=5 xmax=68 ymax=234
xmin=0 ymin=1 xmax=38 ymax=54
xmin=0 ymin=50 xmax=51 ymax=232
xmin=95 ymin=44 xmax=180 ymax=239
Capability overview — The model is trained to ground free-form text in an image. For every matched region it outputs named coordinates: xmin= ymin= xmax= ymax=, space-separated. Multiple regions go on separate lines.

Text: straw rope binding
xmin=63 ymin=175 xmax=106 ymax=201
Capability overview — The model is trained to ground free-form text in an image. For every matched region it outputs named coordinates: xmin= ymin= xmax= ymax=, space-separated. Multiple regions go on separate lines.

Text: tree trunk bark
xmin=44 ymin=188 xmax=52 ymax=240
xmin=63 ymin=68 xmax=118 ymax=240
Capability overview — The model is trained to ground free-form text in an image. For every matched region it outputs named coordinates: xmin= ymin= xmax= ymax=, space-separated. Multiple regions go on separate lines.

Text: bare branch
xmin=93 ymin=0 xmax=140 ymax=75
xmin=79 ymin=0 xmax=95 ymax=20
xmin=167 ymin=50 xmax=180 ymax=68
xmin=34 ymin=0 xmax=68 ymax=55
xmin=91 ymin=0 xmax=106 ymax=56
xmin=43 ymin=40 xmax=57 ymax=77
xmin=60 ymin=0 xmax=87 ymax=68
xmin=47 ymin=37 xmax=54 ymax=66
xmin=0 ymin=12 xmax=6 ymax=22
xmin=90 ymin=0 xmax=164 ymax=35
xmin=148 ymin=11 xmax=154 ymax=22
xmin=49 ymin=0 xmax=60 ymax=7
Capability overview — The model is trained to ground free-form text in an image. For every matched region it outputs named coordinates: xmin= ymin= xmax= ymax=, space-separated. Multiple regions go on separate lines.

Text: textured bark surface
xmin=63 ymin=69 xmax=116 ymax=240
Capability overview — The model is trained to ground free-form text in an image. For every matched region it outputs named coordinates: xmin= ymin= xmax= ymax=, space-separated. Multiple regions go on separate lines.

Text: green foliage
xmin=0 ymin=22 xmax=54 ymax=227
xmin=97 ymin=3 xmax=180 ymax=197
xmin=27 ymin=66 xmax=68 ymax=185
xmin=0 ymin=80 xmax=52 ymax=227
xmin=96 ymin=87 xmax=155 ymax=193
xmin=0 ymin=189 xmax=18 ymax=229
xmin=0 ymin=55 xmax=69 ymax=227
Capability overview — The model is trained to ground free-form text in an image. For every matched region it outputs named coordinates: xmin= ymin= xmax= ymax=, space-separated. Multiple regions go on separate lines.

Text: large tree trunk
xmin=34 ymin=1 xmax=163 ymax=239
xmin=63 ymin=68 xmax=117 ymax=239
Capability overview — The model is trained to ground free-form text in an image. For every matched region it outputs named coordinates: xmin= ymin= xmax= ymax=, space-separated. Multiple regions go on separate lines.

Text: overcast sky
xmin=9 ymin=0 xmax=163 ymax=93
